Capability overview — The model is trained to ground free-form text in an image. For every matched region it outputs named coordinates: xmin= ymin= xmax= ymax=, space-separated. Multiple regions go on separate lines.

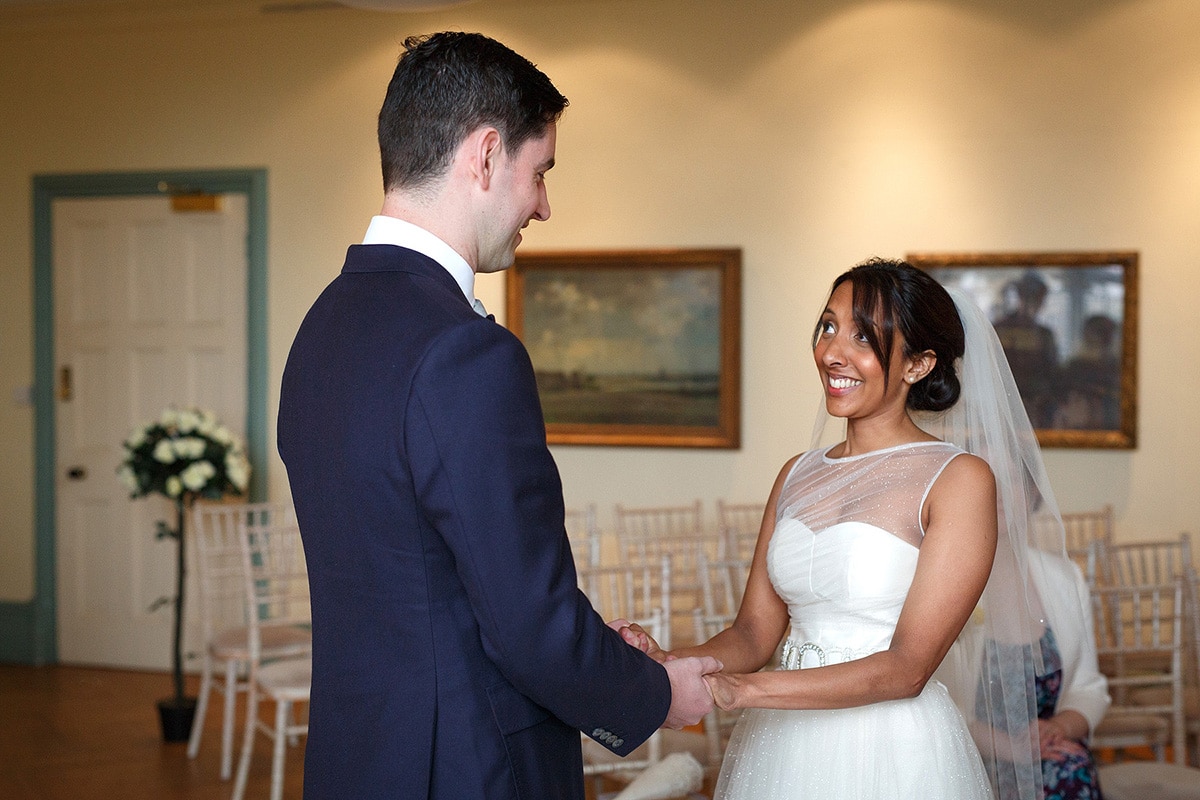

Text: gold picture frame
xmin=506 ymin=248 xmax=741 ymax=448
xmin=907 ymin=250 xmax=1138 ymax=449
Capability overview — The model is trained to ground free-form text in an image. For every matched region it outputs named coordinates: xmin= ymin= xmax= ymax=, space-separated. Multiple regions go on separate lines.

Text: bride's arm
xmin=668 ymin=456 xmax=797 ymax=674
xmin=705 ymin=453 xmax=998 ymax=711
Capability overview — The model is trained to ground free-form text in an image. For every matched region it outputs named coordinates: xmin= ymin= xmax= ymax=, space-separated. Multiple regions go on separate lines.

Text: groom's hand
xmin=662 ymin=656 xmax=722 ymax=729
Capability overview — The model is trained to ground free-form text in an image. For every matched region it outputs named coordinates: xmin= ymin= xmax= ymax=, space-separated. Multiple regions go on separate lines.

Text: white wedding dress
xmin=714 ymin=442 xmax=994 ymax=800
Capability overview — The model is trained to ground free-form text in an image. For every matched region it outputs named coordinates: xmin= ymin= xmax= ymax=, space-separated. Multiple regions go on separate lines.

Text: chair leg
xmin=186 ymin=653 xmax=214 ymax=759
xmin=703 ymin=708 xmax=722 ymax=771
xmin=220 ymin=659 xmax=240 ymax=780
xmin=286 ymin=702 xmax=301 ymax=747
xmin=232 ymin=681 xmax=258 ymax=800
xmin=1174 ymin=713 xmax=1187 ymax=765
xmin=271 ymin=699 xmax=290 ymax=800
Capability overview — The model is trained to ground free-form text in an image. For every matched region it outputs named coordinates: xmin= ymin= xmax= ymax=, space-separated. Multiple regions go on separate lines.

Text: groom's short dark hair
xmin=378 ymin=31 xmax=568 ymax=192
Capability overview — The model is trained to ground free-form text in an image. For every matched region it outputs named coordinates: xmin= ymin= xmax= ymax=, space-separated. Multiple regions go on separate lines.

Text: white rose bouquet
xmin=117 ymin=407 xmax=251 ymax=732
xmin=119 ymin=407 xmax=250 ymax=502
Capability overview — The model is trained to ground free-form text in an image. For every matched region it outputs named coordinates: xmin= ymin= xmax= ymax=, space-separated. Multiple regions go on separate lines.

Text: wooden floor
xmin=0 ymin=663 xmax=702 ymax=799
xmin=0 ymin=663 xmax=303 ymax=800
xmin=0 ymin=661 xmax=1157 ymax=799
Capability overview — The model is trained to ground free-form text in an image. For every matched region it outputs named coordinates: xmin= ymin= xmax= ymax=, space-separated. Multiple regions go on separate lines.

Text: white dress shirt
xmin=361 ymin=215 xmax=478 ymax=308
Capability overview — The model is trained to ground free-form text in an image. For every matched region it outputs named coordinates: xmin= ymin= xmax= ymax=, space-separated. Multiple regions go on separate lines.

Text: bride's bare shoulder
xmin=932 ymin=451 xmax=996 ymax=501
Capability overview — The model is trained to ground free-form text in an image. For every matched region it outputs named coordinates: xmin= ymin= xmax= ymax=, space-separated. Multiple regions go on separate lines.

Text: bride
xmin=641 ymin=258 xmax=1053 ymax=800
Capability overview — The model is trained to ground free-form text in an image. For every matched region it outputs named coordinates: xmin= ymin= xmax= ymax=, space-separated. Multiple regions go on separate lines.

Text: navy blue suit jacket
xmin=278 ymin=245 xmax=670 ymax=799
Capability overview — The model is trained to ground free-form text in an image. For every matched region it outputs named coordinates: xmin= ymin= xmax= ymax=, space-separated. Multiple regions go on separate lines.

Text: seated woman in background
xmin=969 ymin=546 xmax=1110 ymax=800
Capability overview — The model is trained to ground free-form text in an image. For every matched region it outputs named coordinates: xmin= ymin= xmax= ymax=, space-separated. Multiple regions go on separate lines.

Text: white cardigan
xmin=1027 ymin=549 xmax=1111 ymax=733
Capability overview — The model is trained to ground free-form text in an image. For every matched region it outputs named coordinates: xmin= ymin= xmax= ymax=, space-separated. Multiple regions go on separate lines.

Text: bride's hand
xmin=703 ymin=671 xmax=739 ymax=710
xmin=607 ymin=619 xmax=668 ymax=662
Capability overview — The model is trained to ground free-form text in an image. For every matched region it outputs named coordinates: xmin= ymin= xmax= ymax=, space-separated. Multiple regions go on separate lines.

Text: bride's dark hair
xmin=820 ymin=257 xmax=965 ymax=412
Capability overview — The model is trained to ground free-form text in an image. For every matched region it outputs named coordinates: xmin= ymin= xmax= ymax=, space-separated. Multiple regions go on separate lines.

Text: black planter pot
xmin=157 ymin=696 xmax=198 ymax=743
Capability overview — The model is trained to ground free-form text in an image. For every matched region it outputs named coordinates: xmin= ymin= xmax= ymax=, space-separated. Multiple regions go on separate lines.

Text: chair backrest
xmin=238 ymin=512 xmax=310 ymax=661
xmin=191 ymin=502 xmax=288 ymax=644
xmin=1063 ymin=504 xmax=1115 ymax=552
xmin=564 ymin=504 xmax=602 ymax=568
xmin=1091 ymin=578 xmax=1187 ymax=762
xmin=577 ymin=560 xmax=670 ymax=777
xmin=615 ymin=500 xmax=705 ymax=540
xmin=692 ymin=609 xmax=742 ymax=771
xmin=578 ymin=557 xmax=671 ymax=651
xmin=716 ymin=500 xmax=764 ymax=561
xmin=697 ymin=552 xmax=750 ymax=621
xmin=618 ymin=534 xmax=720 ymax=586
xmin=614 ymin=501 xmax=720 ymax=583
xmin=1035 ymin=504 xmax=1114 ymax=573
xmin=1179 ymin=562 xmax=1200 ymax=725
xmin=1091 ymin=534 xmax=1193 ymax=588
xmin=614 ymin=525 xmax=715 ymax=652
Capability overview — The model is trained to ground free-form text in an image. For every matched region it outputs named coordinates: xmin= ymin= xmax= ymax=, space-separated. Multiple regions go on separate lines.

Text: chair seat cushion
xmin=210 ymin=624 xmax=312 ymax=659
xmin=257 ymin=655 xmax=311 ymax=701
xmin=1095 ymin=713 xmax=1170 ymax=736
xmin=1098 ymin=762 xmax=1200 ymax=800
xmin=1128 ymin=685 xmax=1200 ymax=716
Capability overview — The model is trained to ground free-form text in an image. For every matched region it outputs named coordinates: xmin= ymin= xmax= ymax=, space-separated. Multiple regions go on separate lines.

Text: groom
xmin=278 ymin=31 xmax=719 ymax=799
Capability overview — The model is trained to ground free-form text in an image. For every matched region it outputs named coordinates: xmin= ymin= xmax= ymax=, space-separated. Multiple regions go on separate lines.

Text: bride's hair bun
xmin=909 ymin=358 xmax=960 ymax=412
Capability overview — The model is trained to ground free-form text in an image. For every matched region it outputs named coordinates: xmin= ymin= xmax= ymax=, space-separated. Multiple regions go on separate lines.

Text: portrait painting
xmin=908 ymin=251 xmax=1138 ymax=449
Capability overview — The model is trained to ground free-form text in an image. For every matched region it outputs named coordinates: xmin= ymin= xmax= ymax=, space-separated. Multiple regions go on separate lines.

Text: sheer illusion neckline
xmin=821 ymin=439 xmax=951 ymax=464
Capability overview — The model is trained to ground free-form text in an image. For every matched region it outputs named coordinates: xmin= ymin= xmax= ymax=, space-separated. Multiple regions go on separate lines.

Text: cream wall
xmin=1 ymin=0 xmax=1198 ymax=605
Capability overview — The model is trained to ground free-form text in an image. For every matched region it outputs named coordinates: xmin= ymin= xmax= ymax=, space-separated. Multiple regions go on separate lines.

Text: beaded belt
xmin=779 ymin=638 xmax=874 ymax=670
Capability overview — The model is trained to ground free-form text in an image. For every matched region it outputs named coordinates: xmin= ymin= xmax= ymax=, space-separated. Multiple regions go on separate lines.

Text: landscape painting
xmin=506 ymin=249 xmax=741 ymax=448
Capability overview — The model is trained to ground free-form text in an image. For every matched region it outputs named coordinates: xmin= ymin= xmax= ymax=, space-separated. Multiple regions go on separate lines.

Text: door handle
xmin=59 ymin=366 xmax=73 ymax=401
xmin=66 ymin=466 xmax=87 ymax=480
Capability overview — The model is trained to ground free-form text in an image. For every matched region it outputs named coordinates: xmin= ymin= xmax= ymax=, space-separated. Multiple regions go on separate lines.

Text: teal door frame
xmin=1 ymin=169 xmax=268 ymax=665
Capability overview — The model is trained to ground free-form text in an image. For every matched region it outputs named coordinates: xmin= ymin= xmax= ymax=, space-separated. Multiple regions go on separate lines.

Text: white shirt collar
xmin=362 ymin=215 xmax=475 ymax=303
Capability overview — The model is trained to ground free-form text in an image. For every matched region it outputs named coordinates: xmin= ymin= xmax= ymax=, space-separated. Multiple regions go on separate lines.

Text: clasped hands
xmin=606 ymin=619 xmax=724 ymax=730
xmin=1034 ymin=715 xmax=1088 ymax=760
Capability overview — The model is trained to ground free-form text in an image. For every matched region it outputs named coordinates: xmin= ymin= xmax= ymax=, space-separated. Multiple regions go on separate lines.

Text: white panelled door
xmin=54 ymin=194 xmax=247 ymax=670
